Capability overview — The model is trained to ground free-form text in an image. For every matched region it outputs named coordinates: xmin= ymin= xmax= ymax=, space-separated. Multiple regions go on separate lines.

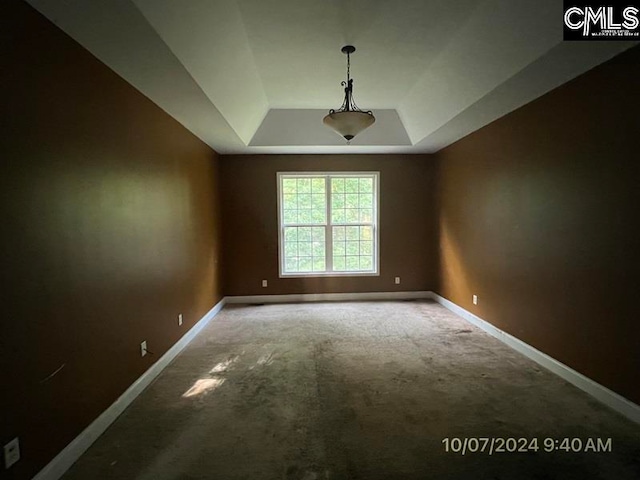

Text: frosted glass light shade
xmin=323 ymin=111 xmax=375 ymax=141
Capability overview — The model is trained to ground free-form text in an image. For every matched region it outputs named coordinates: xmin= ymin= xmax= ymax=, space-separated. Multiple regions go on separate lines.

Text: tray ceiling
xmin=27 ymin=0 xmax=634 ymax=154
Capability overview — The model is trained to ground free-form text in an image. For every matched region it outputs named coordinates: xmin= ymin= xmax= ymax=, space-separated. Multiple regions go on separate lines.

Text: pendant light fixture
xmin=323 ymin=45 xmax=375 ymax=142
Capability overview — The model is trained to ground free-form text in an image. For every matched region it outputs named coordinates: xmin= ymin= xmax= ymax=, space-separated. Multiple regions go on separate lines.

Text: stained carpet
xmin=61 ymin=300 xmax=640 ymax=479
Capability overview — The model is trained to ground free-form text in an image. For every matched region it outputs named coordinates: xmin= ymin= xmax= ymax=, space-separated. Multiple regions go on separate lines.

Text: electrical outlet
xmin=178 ymin=314 xmax=183 ymax=326
xmin=262 ymin=279 xmax=268 ymax=288
xmin=394 ymin=277 xmax=401 ymax=285
xmin=473 ymin=295 xmax=478 ymax=305
xmin=4 ymin=437 xmax=20 ymax=469
xmin=141 ymin=341 xmax=148 ymax=357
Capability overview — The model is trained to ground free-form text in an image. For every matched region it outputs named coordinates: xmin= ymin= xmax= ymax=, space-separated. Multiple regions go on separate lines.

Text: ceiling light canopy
xmin=323 ymin=45 xmax=375 ymax=143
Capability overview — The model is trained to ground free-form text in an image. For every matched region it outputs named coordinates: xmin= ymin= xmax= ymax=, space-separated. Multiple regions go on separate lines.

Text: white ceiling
xmin=28 ymin=0 xmax=635 ymax=154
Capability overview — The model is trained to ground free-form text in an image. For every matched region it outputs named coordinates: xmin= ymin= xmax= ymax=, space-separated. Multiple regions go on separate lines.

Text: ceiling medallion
xmin=323 ymin=45 xmax=375 ymax=143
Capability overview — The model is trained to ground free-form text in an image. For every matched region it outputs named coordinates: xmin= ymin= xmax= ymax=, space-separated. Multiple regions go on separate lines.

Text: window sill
xmin=279 ymin=272 xmax=379 ymax=278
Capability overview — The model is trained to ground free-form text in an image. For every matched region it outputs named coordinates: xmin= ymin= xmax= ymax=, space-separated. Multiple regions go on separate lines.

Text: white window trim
xmin=277 ymin=171 xmax=380 ymax=278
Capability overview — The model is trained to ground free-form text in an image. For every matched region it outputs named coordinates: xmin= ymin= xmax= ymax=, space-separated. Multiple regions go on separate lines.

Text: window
xmin=278 ymin=172 xmax=379 ymax=276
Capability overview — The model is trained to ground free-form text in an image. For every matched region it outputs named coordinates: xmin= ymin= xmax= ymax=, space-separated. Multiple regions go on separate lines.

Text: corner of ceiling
xmin=132 ymin=0 xmax=270 ymax=146
xmin=396 ymin=0 xmax=563 ymax=149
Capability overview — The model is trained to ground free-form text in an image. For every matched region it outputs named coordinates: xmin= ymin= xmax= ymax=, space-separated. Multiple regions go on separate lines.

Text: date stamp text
xmin=442 ymin=437 xmax=612 ymax=455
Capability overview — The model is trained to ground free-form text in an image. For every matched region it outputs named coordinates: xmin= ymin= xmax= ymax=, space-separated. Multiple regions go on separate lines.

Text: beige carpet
xmin=62 ymin=300 xmax=639 ymax=479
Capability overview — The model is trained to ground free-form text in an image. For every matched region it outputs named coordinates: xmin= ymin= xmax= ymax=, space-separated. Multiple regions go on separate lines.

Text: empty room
xmin=2 ymin=0 xmax=639 ymax=479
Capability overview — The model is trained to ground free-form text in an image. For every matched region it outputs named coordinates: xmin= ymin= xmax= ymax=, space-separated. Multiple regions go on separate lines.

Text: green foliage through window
xmin=279 ymin=173 xmax=378 ymax=276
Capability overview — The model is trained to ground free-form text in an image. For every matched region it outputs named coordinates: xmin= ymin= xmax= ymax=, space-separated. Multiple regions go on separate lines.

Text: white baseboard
xmin=225 ymin=290 xmax=432 ymax=304
xmin=33 ymin=298 xmax=226 ymax=480
xmin=429 ymin=292 xmax=640 ymax=425
xmin=32 ymin=291 xmax=640 ymax=480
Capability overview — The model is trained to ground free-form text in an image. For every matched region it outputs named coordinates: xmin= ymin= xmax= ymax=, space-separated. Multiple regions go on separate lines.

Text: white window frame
xmin=277 ymin=171 xmax=380 ymax=278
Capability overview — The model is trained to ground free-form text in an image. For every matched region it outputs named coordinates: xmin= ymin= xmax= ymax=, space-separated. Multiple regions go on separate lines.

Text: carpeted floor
xmin=62 ymin=300 xmax=639 ymax=479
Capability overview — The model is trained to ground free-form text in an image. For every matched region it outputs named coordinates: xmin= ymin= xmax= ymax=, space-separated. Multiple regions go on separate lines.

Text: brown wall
xmin=220 ymin=154 xmax=438 ymax=296
xmin=435 ymin=46 xmax=640 ymax=405
xmin=0 ymin=2 xmax=222 ymax=478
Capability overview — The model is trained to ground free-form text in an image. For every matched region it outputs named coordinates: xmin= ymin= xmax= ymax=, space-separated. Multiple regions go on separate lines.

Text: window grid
xmin=279 ymin=173 xmax=378 ymax=277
